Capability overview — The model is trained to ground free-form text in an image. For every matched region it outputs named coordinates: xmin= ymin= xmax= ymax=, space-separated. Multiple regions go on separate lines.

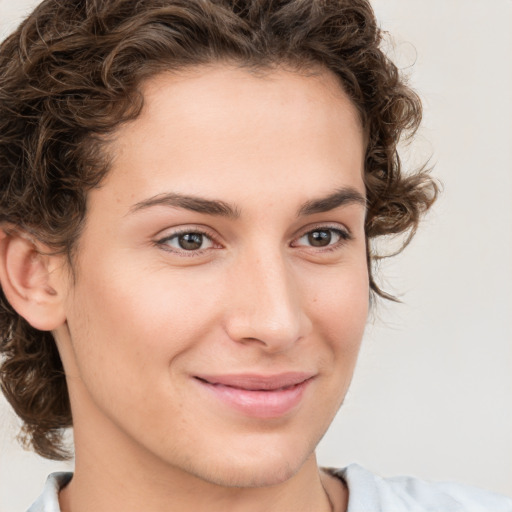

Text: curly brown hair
xmin=0 ymin=0 xmax=437 ymax=460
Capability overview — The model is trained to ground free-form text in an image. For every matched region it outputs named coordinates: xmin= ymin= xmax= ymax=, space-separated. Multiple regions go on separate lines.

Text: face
xmin=54 ymin=65 xmax=369 ymax=488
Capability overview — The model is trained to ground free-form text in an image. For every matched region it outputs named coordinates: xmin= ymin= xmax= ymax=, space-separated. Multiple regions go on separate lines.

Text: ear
xmin=0 ymin=227 xmax=67 ymax=331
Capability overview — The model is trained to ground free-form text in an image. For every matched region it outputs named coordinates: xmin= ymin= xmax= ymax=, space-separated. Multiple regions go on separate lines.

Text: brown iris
xmin=178 ymin=233 xmax=204 ymax=250
xmin=307 ymin=230 xmax=332 ymax=247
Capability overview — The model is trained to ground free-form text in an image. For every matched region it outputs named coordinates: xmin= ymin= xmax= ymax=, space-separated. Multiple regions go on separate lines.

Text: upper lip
xmin=194 ymin=372 xmax=315 ymax=391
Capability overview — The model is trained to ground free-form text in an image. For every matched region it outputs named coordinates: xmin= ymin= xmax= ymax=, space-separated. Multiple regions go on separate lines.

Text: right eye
xmin=157 ymin=230 xmax=216 ymax=253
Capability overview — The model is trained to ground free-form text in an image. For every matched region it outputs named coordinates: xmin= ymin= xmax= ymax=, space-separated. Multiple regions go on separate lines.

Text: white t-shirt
xmin=27 ymin=464 xmax=512 ymax=512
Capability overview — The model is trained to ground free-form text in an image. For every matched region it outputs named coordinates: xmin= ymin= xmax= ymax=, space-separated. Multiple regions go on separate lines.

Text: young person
xmin=0 ymin=1 xmax=510 ymax=511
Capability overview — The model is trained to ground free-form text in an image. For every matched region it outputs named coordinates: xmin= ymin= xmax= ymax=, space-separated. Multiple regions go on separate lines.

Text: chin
xmin=199 ymin=460 xmax=299 ymax=488
xmin=184 ymin=439 xmax=315 ymax=489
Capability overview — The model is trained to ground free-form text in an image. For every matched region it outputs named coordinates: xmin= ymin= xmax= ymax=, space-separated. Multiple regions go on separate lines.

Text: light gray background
xmin=0 ymin=0 xmax=511 ymax=510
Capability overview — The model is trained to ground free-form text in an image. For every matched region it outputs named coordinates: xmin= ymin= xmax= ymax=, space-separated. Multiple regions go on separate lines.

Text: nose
xmin=223 ymin=248 xmax=312 ymax=353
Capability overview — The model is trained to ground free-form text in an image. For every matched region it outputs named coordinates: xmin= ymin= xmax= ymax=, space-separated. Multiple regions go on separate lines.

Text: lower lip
xmin=196 ymin=378 xmax=312 ymax=419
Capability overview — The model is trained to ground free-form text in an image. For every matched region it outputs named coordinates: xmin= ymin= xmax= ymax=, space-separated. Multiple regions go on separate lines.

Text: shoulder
xmin=27 ymin=472 xmax=72 ymax=512
xmin=329 ymin=464 xmax=512 ymax=512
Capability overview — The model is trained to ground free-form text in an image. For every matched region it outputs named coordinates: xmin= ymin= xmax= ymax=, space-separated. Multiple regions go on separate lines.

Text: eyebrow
xmin=128 ymin=186 xmax=366 ymax=218
xmin=129 ymin=193 xmax=241 ymax=218
xmin=297 ymin=187 xmax=367 ymax=216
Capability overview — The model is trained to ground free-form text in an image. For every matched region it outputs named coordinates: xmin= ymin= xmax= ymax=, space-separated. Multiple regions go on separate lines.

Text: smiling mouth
xmin=193 ymin=373 xmax=315 ymax=418
xmin=198 ymin=379 xmax=304 ymax=392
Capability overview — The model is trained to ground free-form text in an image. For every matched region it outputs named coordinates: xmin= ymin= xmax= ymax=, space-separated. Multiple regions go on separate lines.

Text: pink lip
xmin=194 ymin=372 xmax=315 ymax=419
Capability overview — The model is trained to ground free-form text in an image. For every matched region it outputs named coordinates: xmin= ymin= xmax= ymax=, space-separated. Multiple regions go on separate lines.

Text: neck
xmin=59 ymin=422 xmax=344 ymax=512
xmin=60 ymin=455 xmax=336 ymax=512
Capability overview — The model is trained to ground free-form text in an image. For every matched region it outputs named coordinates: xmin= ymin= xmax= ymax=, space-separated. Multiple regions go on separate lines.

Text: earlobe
xmin=0 ymin=228 xmax=67 ymax=331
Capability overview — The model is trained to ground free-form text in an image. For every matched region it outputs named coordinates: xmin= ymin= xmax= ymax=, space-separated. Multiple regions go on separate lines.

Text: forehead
xmin=137 ymin=64 xmax=362 ymax=141
xmin=94 ymin=64 xmax=365 ymax=217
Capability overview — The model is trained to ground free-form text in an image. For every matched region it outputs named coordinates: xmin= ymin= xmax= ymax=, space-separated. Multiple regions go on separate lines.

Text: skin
xmin=26 ymin=65 xmax=369 ymax=511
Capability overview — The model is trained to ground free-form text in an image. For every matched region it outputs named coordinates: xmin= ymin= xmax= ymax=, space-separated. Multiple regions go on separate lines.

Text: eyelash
xmin=156 ymin=227 xmax=218 ymax=256
xmin=292 ymin=226 xmax=352 ymax=252
xmin=155 ymin=225 xmax=352 ymax=255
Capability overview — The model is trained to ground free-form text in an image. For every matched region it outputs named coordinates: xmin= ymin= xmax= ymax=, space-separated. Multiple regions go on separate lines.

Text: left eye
xmin=160 ymin=232 xmax=214 ymax=251
xmin=295 ymin=228 xmax=348 ymax=248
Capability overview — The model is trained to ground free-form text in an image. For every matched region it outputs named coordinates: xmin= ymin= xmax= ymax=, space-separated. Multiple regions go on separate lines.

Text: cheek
xmin=62 ymin=267 xmax=209 ymax=434
xmin=294 ymin=264 xmax=368 ymax=427
xmin=66 ymin=258 xmax=222 ymax=378
xmin=306 ymin=259 xmax=369 ymax=335
xmin=305 ymin=261 xmax=369 ymax=386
